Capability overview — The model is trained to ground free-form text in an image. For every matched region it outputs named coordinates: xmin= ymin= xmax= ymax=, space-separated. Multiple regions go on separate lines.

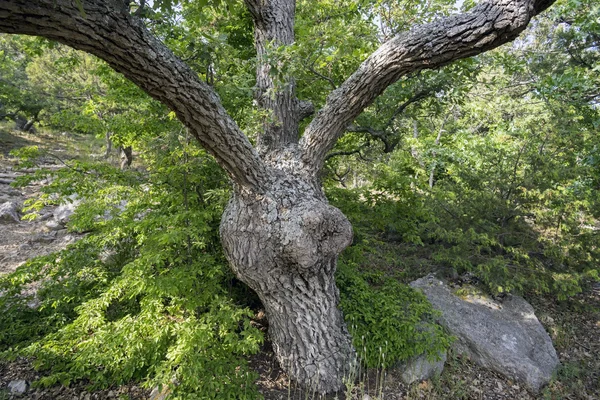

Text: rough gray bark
xmin=245 ymin=0 xmax=301 ymax=156
xmin=0 ymin=0 xmax=555 ymax=393
xmin=120 ymin=145 xmax=133 ymax=169
xmin=22 ymin=118 xmax=36 ymax=132
xmin=104 ymin=131 xmax=113 ymax=159
xmin=429 ymin=110 xmax=452 ymax=188
xmin=220 ymin=169 xmax=355 ymax=392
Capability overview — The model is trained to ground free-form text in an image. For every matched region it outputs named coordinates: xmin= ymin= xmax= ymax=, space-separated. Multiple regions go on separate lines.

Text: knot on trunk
xmin=279 ymin=199 xmax=352 ymax=274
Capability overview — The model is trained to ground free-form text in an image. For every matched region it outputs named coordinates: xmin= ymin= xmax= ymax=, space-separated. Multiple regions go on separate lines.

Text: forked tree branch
xmin=0 ymin=0 xmax=269 ymax=191
xmin=0 ymin=0 xmax=556 ymax=187
xmin=299 ymin=0 xmax=556 ymax=174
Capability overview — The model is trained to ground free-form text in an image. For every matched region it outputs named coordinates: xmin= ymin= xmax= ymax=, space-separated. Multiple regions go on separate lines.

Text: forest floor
xmin=0 ymin=127 xmax=598 ymax=400
xmin=0 ymin=128 xmax=84 ymax=276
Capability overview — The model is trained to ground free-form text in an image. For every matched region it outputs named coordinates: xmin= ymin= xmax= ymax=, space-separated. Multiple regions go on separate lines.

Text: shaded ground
xmin=0 ymin=127 xmax=598 ymax=399
xmin=0 ymin=130 xmax=37 ymax=157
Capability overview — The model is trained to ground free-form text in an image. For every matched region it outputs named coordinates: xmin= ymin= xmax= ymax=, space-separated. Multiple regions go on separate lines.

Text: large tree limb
xmin=0 ymin=0 xmax=269 ymax=191
xmin=299 ymin=0 xmax=555 ymax=174
xmin=245 ymin=0 xmax=300 ymax=156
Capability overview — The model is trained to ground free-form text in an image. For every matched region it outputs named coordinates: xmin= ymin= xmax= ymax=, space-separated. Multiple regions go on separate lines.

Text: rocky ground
xmin=0 ymin=358 xmax=148 ymax=400
xmin=0 ymin=128 xmax=148 ymax=400
xmin=0 ymin=130 xmax=86 ymax=274
xmin=0 ymin=128 xmax=598 ymax=400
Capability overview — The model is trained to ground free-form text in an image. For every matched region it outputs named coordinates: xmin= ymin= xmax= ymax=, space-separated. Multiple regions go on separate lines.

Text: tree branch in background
xmin=306 ymin=64 xmax=338 ymax=90
xmin=346 ymin=125 xmax=395 ymax=153
xmin=383 ymin=88 xmax=434 ymax=132
xmin=429 ymin=109 xmax=453 ymax=188
xmin=343 ymin=88 xmax=434 ymax=154
xmin=324 ymin=143 xmax=369 ymax=162
xmin=133 ymin=0 xmax=146 ymax=17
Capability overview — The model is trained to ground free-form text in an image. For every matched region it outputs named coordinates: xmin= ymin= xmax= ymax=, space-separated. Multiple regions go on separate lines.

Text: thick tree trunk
xmin=22 ymin=118 xmax=36 ymax=133
xmin=220 ymin=168 xmax=356 ymax=393
xmin=245 ymin=0 xmax=302 ymax=156
xmin=237 ymin=3 xmax=357 ymax=392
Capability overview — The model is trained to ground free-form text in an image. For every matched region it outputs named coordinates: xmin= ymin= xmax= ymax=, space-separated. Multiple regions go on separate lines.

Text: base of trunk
xmin=259 ymin=262 xmax=356 ymax=392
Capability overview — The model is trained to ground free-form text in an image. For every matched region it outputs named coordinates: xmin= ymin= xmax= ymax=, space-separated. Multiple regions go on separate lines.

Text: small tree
xmin=0 ymin=0 xmax=555 ymax=392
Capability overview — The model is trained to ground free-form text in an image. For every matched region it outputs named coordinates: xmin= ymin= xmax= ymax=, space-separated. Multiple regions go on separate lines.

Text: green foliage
xmin=337 ymin=244 xmax=452 ymax=368
xmin=327 ymin=184 xmax=427 ymax=246
xmin=0 ymin=134 xmax=263 ymax=399
xmin=325 ymin=0 xmax=599 ymax=300
xmin=0 ymin=35 xmax=51 ymax=121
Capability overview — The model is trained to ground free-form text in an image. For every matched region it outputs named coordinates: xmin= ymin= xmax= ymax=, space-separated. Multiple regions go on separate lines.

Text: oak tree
xmin=0 ymin=0 xmax=555 ymax=392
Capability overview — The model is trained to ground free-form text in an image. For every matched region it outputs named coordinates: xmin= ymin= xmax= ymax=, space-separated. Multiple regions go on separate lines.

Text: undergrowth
xmin=1 ymin=133 xmax=263 ymax=399
xmin=327 ymin=171 xmax=600 ymax=300
xmin=337 ymin=244 xmax=451 ymax=369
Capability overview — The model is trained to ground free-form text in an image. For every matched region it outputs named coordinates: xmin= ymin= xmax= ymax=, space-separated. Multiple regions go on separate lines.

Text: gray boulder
xmin=31 ymin=231 xmax=58 ymax=243
xmin=148 ymin=385 xmax=171 ymax=400
xmin=7 ymin=380 xmax=28 ymax=395
xmin=410 ymin=275 xmax=559 ymax=392
xmin=45 ymin=219 xmax=64 ymax=231
xmin=53 ymin=194 xmax=81 ymax=225
xmin=101 ymin=199 xmax=128 ymax=222
xmin=398 ymin=351 xmax=446 ymax=384
xmin=0 ymin=201 xmax=20 ymax=223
